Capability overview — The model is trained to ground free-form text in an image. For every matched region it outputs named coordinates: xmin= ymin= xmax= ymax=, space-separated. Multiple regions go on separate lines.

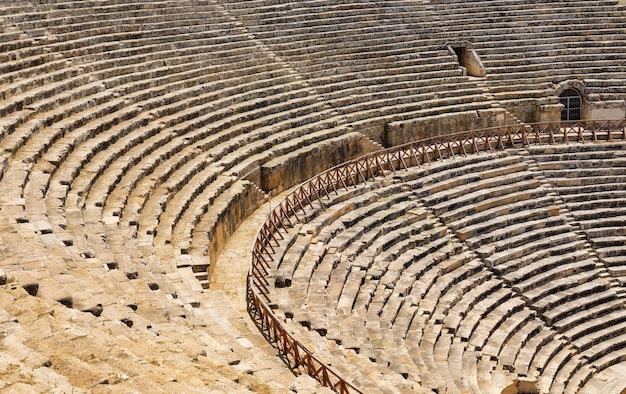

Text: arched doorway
xmin=560 ymin=88 xmax=582 ymax=121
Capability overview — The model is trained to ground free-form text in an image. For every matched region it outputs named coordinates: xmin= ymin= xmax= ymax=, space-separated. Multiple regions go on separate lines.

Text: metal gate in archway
xmin=560 ymin=88 xmax=582 ymax=121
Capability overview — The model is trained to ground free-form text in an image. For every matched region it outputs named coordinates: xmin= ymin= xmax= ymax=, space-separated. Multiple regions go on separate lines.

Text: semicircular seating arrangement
xmin=0 ymin=0 xmax=624 ymax=392
xmin=0 ymin=0 xmax=365 ymax=391
xmin=267 ymin=140 xmax=626 ymax=393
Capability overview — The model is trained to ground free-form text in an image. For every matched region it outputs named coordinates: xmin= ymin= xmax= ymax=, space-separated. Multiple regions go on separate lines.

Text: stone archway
xmin=555 ymin=80 xmax=587 ymax=121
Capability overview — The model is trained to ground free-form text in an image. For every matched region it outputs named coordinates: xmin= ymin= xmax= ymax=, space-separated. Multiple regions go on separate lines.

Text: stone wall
xmin=585 ymin=98 xmax=626 ymax=120
xmin=206 ymin=180 xmax=265 ymax=281
xmin=385 ymin=108 xmax=518 ymax=146
xmin=260 ymin=131 xmax=381 ymax=195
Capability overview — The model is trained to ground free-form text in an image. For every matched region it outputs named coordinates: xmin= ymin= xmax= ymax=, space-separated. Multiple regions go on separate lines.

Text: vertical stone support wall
xmin=206 ymin=180 xmax=265 ymax=280
xmin=260 ymin=132 xmax=380 ymax=195
xmin=385 ymin=108 xmax=518 ymax=146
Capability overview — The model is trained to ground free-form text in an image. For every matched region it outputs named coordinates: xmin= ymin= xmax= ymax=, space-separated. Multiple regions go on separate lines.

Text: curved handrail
xmin=246 ymin=119 xmax=626 ymax=393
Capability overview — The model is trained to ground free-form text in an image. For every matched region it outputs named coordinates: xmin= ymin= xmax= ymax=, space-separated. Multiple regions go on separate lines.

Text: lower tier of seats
xmin=264 ymin=143 xmax=626 ymax=393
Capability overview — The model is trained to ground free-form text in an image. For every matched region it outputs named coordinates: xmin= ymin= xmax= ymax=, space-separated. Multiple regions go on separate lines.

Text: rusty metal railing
xmin=246 ymin=119 xmax=626 ymax=393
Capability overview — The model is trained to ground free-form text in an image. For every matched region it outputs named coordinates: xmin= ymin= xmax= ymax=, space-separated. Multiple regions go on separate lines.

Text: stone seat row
xmin=425 ymin=156 xmax=624 ymax=390
xmin=0 ymin=216 xmax=265 ymax=365
xmin=267 ymin=179 xmax=464 ymax=389
xmin=10 ymin=72 xmax=291 ymax=211
xmin=10 ymin=20 xmax=239 ymax=52
xmin=264 ymin=159 xmax=488 ymax=386
xmin=484 ymin=36 xmax=626 ymax=54
xmin=440 ymin=0 xmax=615 ymax=6
xmin=585 ymin=77 xmax=626 ymax=93
xmin=0 ymin=29 xmax=255 ymax=97
xmin=292 ymin=47 xmax=447 ymax=71
xmin=0 ymin=13 xmax=257 ymax=77
xmin=438 ymin=0 xmax=616 ymax=9
xmin=487 ymin=74 xmax=626 ymax=95
xmin=57 ymin=84 xmax=321 ymax=202
xmin=294 ymin=142 xmax=624 ymax=390
xmin=4 ymin=0 xmax=219 ymax=18
xmin=347 ymin=101 xmax=494 ymax=139
xmin=380 ymin=236 xmax=541 ymax=391
xmin=9 ymin=56 xmax=304 ymax=171
xmin=0 ymin=40 xmax=269 ymax=140
xmin=455 ymin=4 xmax=622 ymax=16
xmin=476 ymin=31 xmax=626 ymax=55
xmin=443 ymin=13 xmax=626 ymax=32
xmin=328 ymin=95 xmax=492 ymax=135
xmin=530 ymin=142 xmax=626 ymax=286
xmin=97 ymin=131 xmax=366 ymax=278
xmin=1 ymin=1 xmax=624 ymax=391
xmin=2 ymin=0 xmax=600 ymax=155
xmin=43 ymin=121 xmax=332 ymax=282
xmin=258 ymin=31 xmax=447 ymax=58
xmin=486 ymin=60 xmax=626 ymax=79
xmin=442 ymin=6 xmax=626 ymax=26
xmin=331 ymin=241 xmax=481 ymax=390
xmin=52 ymin=120 xmax=352 ymax=281
xmin=446 ymin=25 xmax=626 ymax=48
xmin=315 ymin=78 xmax=485 ymax=108
xmin=478 ymin=51 xmax=626 ymax=86
xmin=158 ymin=128 xmax=354 ymax=242
xmin=222 ymin=1 xmax=431 ymax=24
xmin=0 ymin=17 xmax=245 ymax=69
xmin=426 ymin=150 xmax=626 ymax=359
xmin=0 ymin=32 xmax=370 ymax=288
xmin=0 ymin=50 xmax=488 ymax=184
xmin=223 ymin=0 xmax=420 ymax=10
xmin=239 ymin=9 xmax=427 ymax=31
xmin=484 ymin=50 xmax=626 ymax=70
xmin=10 ymin=5 xmax=231 ymax=29
xmin=422 ymin=149 xmax=616 ymax=306
xmin=226 ymin=0 xmax=618 ymax=29
xmin=302 ymin=56 xmax=460 ymax=81
xmin=431 ymin=28 xmax=626 ymax=51
xmin=301 ymin=81 xmax=484 ymax=123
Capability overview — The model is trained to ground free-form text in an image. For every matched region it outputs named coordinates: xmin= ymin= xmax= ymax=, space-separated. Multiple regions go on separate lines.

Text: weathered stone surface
xmin=0 ymin=1 xmax=624 ymax=393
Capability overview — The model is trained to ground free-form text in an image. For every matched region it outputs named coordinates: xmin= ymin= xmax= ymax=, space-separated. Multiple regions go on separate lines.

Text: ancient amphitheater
xmin=0 ymin=1 xmax=625 ymax=393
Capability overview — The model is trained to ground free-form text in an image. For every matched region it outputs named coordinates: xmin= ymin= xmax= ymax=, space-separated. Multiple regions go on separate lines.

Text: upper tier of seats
xmin=222 ymin=0 xmax=626 ymax=123
xmin=436 ymin=0 xmax=626 ymax=103
xmin=220 ymin=0 xmax=496 ymax=134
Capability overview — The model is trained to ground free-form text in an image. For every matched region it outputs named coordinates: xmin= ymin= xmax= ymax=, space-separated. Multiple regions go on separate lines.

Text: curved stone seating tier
xmin=529 ymin=142 xmax=626 ymax=287
xmin=0 ymin=222 xmax=299 ymax=393
xmin=0 ymin=2 xmax=379 ymax=391
xmin=264 ymin=142 xmax=626 ymax=393
xmin=222 ymin=0 xmax=626 ymax=115
xmin=220 ymin=0 xmax=503 ymax=138
xmin=425 ymin=0 xmax=626 ymax=112
xmin=0 ymin=0 xmax=389 ymax=294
